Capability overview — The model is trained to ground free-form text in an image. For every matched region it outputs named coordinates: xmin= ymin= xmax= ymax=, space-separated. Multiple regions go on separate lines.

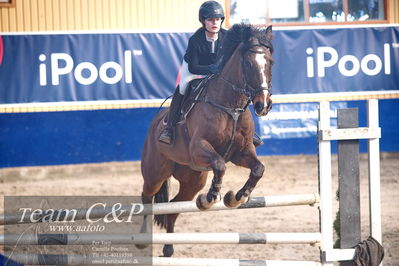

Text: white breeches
xmin=178 ymin=61 xmax=203 ymax=95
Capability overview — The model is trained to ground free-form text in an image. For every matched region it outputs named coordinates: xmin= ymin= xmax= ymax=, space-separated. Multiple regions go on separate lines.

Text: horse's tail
xmin=153 ymin=178 xmax=170 ymax=229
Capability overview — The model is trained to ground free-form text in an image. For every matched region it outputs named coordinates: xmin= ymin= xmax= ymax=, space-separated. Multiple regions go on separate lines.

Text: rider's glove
xmin=208 ymin=63 xmax=221 ymax=74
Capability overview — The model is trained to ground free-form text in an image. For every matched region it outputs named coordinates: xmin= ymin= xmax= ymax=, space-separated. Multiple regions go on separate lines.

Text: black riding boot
xmin=253 ymin=132 xmax=264 ymax=147
xmin=159 ymin=88 xmax=184 ymax=144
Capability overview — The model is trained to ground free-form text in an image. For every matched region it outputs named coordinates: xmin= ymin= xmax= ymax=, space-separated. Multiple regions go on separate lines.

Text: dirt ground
xmin=0 ymin=153 xmax=398 ymax=265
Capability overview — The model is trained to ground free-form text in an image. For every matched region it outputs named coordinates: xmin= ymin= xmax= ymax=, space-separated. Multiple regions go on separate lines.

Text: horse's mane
xmin=218 ymin=23 xmax=273 ymax=69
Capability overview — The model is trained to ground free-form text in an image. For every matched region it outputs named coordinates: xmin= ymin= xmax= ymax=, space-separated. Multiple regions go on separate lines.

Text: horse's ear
xmin=265 ymin=25 xmax=273 ymax=40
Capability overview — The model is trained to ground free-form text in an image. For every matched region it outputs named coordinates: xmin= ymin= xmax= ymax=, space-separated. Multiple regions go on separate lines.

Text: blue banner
xmin=273 ymin=26 xmax=399 ymax=94
xmin=0 ymin=26 xmax=398 ymax=104
xmin=1 ymin=26 xmax=398 ymax=167
xmin=0 ymin=32 xmax=190 ymax=103
xmin=259 ymin=102 xmax=346 ymax=139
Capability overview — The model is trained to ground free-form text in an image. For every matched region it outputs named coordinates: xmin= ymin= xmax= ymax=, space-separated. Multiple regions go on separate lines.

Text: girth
xmin=203 ymin=99 xmax=250 ymax=159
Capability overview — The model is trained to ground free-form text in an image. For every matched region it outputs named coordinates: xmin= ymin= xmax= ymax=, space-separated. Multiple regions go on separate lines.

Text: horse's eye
xmin=244 ymin=60 xmax=252 ymax=69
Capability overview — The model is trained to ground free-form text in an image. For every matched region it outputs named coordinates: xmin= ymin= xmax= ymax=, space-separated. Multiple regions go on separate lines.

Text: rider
xmin=158 ymin=0 xmax=226 ymax=145
xmin=158 ymin=1 xmax=264 ymax=147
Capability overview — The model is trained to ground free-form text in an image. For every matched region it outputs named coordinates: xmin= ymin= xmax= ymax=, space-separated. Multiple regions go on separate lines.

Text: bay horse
xmin=139 ymin=24 xmax=274 ymax=257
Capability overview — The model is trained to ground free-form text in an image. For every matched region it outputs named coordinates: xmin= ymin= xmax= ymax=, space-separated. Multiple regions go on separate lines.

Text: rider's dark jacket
xmin=184 ymin=27 xmax=227 ymax=75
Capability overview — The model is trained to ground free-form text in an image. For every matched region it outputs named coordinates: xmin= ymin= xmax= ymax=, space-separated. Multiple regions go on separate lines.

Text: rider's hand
xmin=208 ymin=63 xmax=220 ymax=74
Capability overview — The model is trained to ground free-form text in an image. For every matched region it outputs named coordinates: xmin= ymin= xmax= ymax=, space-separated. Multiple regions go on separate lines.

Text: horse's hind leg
xmin=136 ymin=173 xmax=172 ymax=250
xmin=224 ymin=147 xmax=265 ymax=207
xmin=135 ymin=192 xmax=153 ymax=250
xmin=162 ymin=165 xmax=208 ymax=257
xmin=136 ymin=149 xmax=174 ymax=250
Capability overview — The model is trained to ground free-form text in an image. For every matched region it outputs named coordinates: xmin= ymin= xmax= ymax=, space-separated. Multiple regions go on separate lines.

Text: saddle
xmin=178 ymin=75 xmax=212 ymax=122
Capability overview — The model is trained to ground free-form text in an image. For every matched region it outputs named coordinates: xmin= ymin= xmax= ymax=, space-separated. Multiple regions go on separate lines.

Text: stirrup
xmin=159 ymin=129 xmax=173 ymax=144
xmin=253 ymin=134 xmax=264 ymax=148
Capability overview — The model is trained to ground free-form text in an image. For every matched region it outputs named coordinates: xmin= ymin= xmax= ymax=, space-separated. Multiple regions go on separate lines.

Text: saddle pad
xmin=179 ymin=77 xmax=211 ymax=121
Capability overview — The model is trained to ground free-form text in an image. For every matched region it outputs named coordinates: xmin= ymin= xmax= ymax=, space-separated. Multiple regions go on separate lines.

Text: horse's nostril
xmin=254 ymin=101 xmax=264 ymax=113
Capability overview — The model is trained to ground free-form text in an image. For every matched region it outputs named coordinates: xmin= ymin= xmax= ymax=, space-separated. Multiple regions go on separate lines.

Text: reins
xmin=219 ymin=75 xmax=268 ymax=100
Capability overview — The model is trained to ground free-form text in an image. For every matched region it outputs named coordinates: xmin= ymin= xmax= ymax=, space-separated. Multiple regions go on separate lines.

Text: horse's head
xmin=241 ymin=25 xmax=274 ymax=116
xmin=217 ymin=24 xmax=274 ymax=116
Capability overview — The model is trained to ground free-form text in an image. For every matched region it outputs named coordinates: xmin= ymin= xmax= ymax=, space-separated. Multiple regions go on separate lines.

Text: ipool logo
xmin=39 ymin=51 xmax=134 ymax=86
xmin=306 ymin=44 xmax=391 ymax=78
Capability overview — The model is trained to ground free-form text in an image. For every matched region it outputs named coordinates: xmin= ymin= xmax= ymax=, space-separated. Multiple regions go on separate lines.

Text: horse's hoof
xmin=135 ymin=244 xmax=148 ymax=250
xmin=196 ymin=193 xmax=208 ymax=210
xmin=223 ymin=190 xmax=248 ymax=208
xmin=223 ymin=191 xmax=237 ymax=207
xmin=196 ymin=193 xmax=212 ymax=210
xmin=162 ymin=244 xmax=174 ymax=257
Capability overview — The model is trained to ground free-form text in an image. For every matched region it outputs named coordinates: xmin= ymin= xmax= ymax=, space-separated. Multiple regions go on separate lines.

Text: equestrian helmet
xmin=199 ymin=1 xmax=225 ymax=23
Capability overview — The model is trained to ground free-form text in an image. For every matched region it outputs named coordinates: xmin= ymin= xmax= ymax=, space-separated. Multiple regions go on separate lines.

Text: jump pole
xmin=318 ymin=101 xmax=334 ymax=266
xmin=0 ymin=193 xmax=319 ymax=225
xmin=0 ymin=232 xmax=321 ymax=245
xmin=367 ymin=99 xmax=382 ymax=244
xmin=3 ymin=254 xmax=322 ymax=266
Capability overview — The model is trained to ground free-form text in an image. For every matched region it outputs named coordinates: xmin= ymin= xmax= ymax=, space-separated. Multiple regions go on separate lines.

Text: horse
xmin=138 ymin=24 xmax=274 ymax=257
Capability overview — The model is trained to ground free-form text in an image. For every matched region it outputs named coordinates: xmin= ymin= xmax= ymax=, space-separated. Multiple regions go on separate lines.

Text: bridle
xmin=219 ymin=44 xmax=272 ymax=103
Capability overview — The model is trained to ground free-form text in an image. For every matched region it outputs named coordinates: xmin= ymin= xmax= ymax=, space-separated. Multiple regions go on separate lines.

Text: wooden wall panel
xmin=0 ymin=0 xmax=399 ymax=32
xmin=1 ymin=8 xmax=9 ymax=31
xmin=45 ymin=0 xmax=54 ymax=30
xmin=0 ymin=0 xmax=388 ymax=32
xmin=15 ymin=0 xmax=23 ymax=31
xmin=8 ymin=4 xmax=16 ymax=31
xmin=0 ymin=0 xmax=215 ymax=32
xmin=388 ymin=0 xmax=399 ymax=23
xmin=22 ymin=0 xmax=32 ymax=31
xmin=0 ymin=0 xmax=397 ymax=32
xmin=52 ymin=0 xmax=60 ymax=30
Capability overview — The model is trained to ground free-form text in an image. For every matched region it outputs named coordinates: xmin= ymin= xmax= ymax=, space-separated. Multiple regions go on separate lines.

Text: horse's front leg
xmin=224 ymin=147 xmax=265 ymax=207
xmin=190 ymin=139 xmax=226 ymax=210
xmin=196 ymin=170 xmax=223 ymax=210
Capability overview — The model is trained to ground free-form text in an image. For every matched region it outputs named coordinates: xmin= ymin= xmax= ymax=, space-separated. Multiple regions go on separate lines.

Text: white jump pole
xmin=318 ymin=101 xmax=334 ymax=266
xmin=0 ymin=232 xmax=321 ymax=245
xmin=152 ymin=257 xmax=322 ymax=266
xmin=3 ymin=254 xmax=322 ymax=266
xmin=367 ymin=99 xmax=382 ymax=244
xmin=0 ymin=193 xmax=319 ymax=225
